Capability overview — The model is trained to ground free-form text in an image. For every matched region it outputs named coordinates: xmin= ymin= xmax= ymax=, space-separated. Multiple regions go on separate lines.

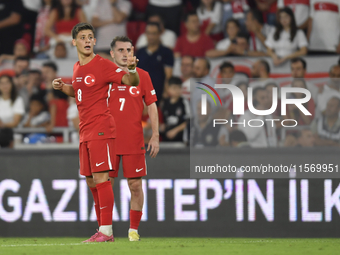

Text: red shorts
xmin=109 ymin=154 xmax=147 ymax=178
xmin=79 ymin=138 xmax=116 ymax=177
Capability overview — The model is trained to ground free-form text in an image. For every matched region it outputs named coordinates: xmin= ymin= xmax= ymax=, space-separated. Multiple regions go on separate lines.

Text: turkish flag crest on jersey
xmin=84 ymin=74 xmax=96 ymax=87
xmin=129 ymin=86 xmax=141 ymax=97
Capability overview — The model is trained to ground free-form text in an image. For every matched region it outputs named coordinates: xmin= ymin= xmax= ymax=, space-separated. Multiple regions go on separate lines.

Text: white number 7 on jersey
xmin=119 ymin=98 xmax=125 ymax=111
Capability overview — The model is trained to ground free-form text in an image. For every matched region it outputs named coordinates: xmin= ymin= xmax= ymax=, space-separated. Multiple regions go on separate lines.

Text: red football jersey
xmin=72 ymin=55 xmax=126 ymax=143
xmin=110 ymin=68 xmax=157 ymax=154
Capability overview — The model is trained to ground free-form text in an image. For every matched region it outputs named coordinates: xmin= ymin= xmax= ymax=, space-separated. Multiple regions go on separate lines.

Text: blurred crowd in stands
xmin=0 ymin=0 xmax=340 ymax=148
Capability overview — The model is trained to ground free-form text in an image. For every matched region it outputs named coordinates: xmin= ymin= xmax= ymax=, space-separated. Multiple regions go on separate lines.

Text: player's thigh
xmin=109 ymin=155 xmax=121 ymax=178
xmin=122 ymin=154 xmax=147 ymax=178
xmin=87 ymin=138 xmax=116 ymax=173
xmin=79 ymin=141 xmax=92 ymax=177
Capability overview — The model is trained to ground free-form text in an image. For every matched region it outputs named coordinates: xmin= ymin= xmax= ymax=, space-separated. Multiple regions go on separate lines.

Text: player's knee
xmin=128 ymin=179 xmax=142 ymax=195
xmin=86 ymin=176 xmax=96 ymax=188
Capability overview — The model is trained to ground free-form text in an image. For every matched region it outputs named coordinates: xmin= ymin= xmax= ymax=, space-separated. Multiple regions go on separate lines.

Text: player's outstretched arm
xmin=147 ymin=102 xmax=159 ymax=158
xmin=52 ymin=78 xmax=75 ymax=97
xmin=122 ymin=46 xmax=140 ymax=86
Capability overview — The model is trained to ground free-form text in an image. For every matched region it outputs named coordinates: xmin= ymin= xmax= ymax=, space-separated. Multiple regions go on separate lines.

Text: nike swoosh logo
xmin=96 ymin=162 xmax=104 ymax=167
xmin=100 ymin=206 xmax=107 ymax=210
xmin=136 ymin=168 xmax=143 ymax=172
xmin=111 ymin=89 xmax=115 ymax=91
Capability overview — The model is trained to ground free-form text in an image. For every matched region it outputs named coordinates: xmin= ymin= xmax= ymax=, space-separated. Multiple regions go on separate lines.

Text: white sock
xmin=129 ymin=228 xmax=138 ymax=234
xmin=99 ymin=225 xmax=113 ymax=236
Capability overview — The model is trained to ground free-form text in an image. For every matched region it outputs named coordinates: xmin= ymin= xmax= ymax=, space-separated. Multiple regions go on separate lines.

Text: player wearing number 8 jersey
xmin=52 ymin=23 xmax=140 ymax=242
xmin=108 ymin=36 xmax=159 ymax=241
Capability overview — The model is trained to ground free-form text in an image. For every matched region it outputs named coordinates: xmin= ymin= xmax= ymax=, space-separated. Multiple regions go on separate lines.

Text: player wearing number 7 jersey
xmin=108 ymin=36 xmax=159 ymax=241
xmin=52 ymin=23 xmax=140 ymax=243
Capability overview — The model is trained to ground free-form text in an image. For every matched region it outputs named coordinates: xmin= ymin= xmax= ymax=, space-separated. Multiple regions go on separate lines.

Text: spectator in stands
xmin=205 ymin=19 xmax=240 ymax=58
xmin=0 ymin=75 xmax=25 ymax=148
xmin=0 ymin=39 xmax=30 ymax=64
xmin=290 ymin=58 xmax=318 ymax=100
xmin=277 ymin=0 xmax=309 ymax=30
xmin=174 ymin=11 xmax=214 ymax=58
xmin=92 ymin=0 xmax=131 ymax=56
xmin=311 ymin=97 xmax=340 ymax=146
xmin=221 ymin=0 xmax=249 ymax=36
xmin=218 ymin=61 xmax=235 ymax=84
xmin=285 ymin=79 xmax=315 ymax=125
xmin=308 ymin=0 xmax=340 ymax=54
xmin=67 ymin=97 xmax=79 ymax=143
xmin=44 ymin=0 xmax=87 ymax=59
xmin=266 ymin=7 xmax=308 ymax=66
xmin=252 ymin=0 xmax=277 ymax=26
xmin=136 ymin=22 xmax=174 ymax=102
xmin=265 ymin=82 xmax=281 ymax=119
xmin=41 ymin=61 xmax=59 ymax=102
xmin=180 ymin=55 xmax=194 ymax=101
xmin=160 ymin=77 xmax=190 ymax=142
xmin=34 ymin=0 xmax=53 ymax=59
xmin=238 ymin=87 xmax=277 ymax=147
xmin=54 ymin=42 xmax=68 ymax=59
xmin=245 ymin=9 xmax=272 ymax=55
xmin=316 ymin=65 xmax=340 ymax=115
xmin=0 ymin=0 xmax=24 ymax=55
xmin=136 ymin=14 xmax=177 ymax=50
xmin=191 ymin=100 xmax=224 ymax=147
xmin=18 ymin=69 xmax=45 ymax=110
xmin=77 ymin=0 xmax=98 ymax=22
xmin=249 ymin=59 xmax=274 ymax=88
xmin=146 ymin=0 xmax=182 ymax=36
xmin=297 ymin=129 xmax=315 ymax=147
xmin=229 ymin=129 xmax=250 ymax=148
xmin=191 ymin=58 xmax=217 ymax=115
xmin=7 ymin=57 xmax=30 ymax=81
xmin=197 ymin=0 xmax=223 ymax=41
xmin=22 ymin=94 xmax=50 ymax=127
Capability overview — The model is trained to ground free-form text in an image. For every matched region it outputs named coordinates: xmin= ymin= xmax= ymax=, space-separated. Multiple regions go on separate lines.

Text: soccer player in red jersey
xmin=109 ymin=36 xmax=160 ymax=241
xmin=52 ymin=23 xmax=140 ymax=242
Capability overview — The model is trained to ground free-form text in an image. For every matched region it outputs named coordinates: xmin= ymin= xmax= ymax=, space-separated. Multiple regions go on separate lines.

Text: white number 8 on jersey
xmin=77 ymin=89 xmax=82 ymax=102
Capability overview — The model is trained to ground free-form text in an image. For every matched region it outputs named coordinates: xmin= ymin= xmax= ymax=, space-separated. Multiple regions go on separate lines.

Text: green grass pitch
xmin=1 ymin=238 xmax=339 ymax=255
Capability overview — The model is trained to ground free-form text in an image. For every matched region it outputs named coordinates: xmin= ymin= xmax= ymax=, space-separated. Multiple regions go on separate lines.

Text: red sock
xmin=96 ymin=181 xmax=114 ymax=226
xmin=90 ymin=187 xmax=101 ymax=227
xmin=130 ymin=210 xmax=143 ymax=230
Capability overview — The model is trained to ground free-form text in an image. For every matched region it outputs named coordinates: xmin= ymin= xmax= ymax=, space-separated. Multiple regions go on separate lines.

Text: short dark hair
xmin=146 ymin=22 xmax=161 ymax=33
xmin=168 ymin=76 xmax=182 ymax=87
xmin=219 ymin=61 xmax=234 ymax=72
xmin=291 ymin=57 xmax=307 ymax=70
xmin=182 ymin=55 xmax=194 ymax=63
xmin=259 ymin=59 xmax=270 ymax=74
xmin=110 ymin=36 xmax=133 ymax=50
xmin=185 ymin=11 xmax=198 ymax=22
xmin=237 ymin=32 xmax=249 ymax=41
xmin=14 ymin=56 xmax=30 ymax=64
xmin=71 ymin=23 xmax=95 ymax=39
xmin=42 ymin=61 xmax=58 ymax=72
xmin=29 ymin=93 xmax=48 ymax=111
xmin=229 ymin=130 xmax=247 ymax=144
xmin=148 ymin=14 xmax=164 ymax=25
xmin=29 ymin=69 xmax=42 ymax=75
xmin=248 ymin=9 xmax=264 ymax=25
xmin=265 ymin=82 xmax=278 ymax=89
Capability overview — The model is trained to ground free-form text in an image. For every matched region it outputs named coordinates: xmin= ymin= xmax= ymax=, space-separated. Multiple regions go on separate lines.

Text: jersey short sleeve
xmin=13 ymin=97 xmax=25 ymax=115
xmin=296 ymin=29 xmax=308 ymax=48
xmin=265 ymin=29 xmax=275 ymax=49
xmin=142 ymin=71 xmax=158 ymax=106
xmin=174 ymin=37 xmax=184 ymax=54
xmin=101 ymin=58 xmax=127 ymax=84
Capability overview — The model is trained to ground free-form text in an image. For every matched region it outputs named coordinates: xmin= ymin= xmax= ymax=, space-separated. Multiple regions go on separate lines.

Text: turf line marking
xmin=1 ymin=243 xmax=98 ymax=247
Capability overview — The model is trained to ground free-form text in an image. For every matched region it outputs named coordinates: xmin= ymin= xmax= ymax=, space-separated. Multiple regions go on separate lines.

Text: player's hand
xmin=52 ymin=78 xmax=65 ymax=91
xmin=147 ymin=134 xmax=159 ymax=158
xmin=127 ymin=46 xmax=139 ymax=70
